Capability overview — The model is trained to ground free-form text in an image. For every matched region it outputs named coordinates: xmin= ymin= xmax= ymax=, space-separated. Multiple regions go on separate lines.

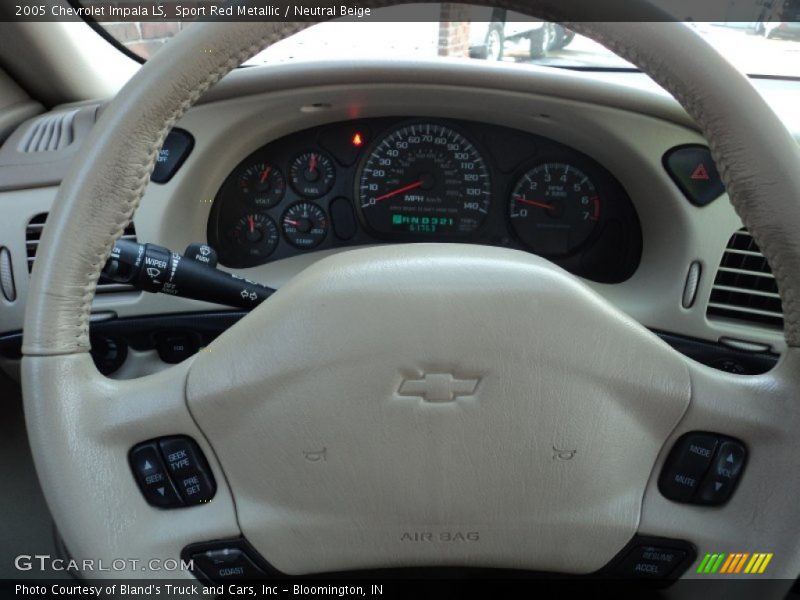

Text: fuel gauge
xmin=289 ymin=151 xmax=335 ymax=198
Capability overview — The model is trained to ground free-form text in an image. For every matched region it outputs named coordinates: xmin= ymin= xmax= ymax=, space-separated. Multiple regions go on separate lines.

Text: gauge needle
xmin=515 ymin=197 xmax=555 ymax=210
xmin=375 ymin=180 xmax=425 ymax=203
xmin=308 ymin=153 xmax=318 ymax=174
xmin=259 ymin=166 xmax=272 ymax=183
xmin=285 ymin=219 xmax=300 ymax=226
xmin=247 ymin=215 xmax=255 ymax=232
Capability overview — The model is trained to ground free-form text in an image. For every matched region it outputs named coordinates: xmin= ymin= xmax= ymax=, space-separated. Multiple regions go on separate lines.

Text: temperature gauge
xmin=237 ymin=162 xmax=285 ymax=209
xmin=289 ymin=151 xmax=335 ymax=198
xmin=230 ymin=212 xmax=279 ymax=260
xmin=282 ymin=202 xmax=328 ymax=249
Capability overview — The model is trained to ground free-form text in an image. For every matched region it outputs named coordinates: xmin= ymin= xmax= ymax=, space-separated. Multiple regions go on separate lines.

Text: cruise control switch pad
xmin=129 ymin=436 xmax=216 ymax=508
xmin=658 ymin=431 xmax=747 ymax=506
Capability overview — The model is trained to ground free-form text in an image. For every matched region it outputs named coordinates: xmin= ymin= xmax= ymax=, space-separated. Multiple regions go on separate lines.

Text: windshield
xmin=87 ymin=4 xmax=800 ymax=78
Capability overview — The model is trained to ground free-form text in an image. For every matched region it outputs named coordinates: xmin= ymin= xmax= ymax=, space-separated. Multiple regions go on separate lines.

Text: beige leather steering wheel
xmin=21 ymin=0 xmax=800 ymax=582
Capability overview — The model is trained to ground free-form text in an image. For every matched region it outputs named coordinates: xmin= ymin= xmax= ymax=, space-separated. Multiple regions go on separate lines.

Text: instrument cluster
xmin=207 ymin=117 xmax=642 ymax=283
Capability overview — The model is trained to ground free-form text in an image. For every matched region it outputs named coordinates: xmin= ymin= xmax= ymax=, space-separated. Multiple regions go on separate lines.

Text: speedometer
xmin=356 ymin=122 xmax=491 ymax=237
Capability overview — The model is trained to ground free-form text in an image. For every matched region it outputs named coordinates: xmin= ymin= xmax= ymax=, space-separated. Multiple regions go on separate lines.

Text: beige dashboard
xmin=0 ymin=58 xmax=795 ymax=377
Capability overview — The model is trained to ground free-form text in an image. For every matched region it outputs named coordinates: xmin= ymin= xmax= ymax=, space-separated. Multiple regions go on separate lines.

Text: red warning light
xmin=351 ymin=132 xmax=364 ymax=147
xmin=690 ymin=163 xmax=710 ymax=181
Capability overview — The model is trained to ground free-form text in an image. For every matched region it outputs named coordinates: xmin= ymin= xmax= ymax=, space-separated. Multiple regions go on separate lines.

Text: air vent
xmin=26 ymin=213 xmax=137 ymax=294
xmin=706 ymin=229 xmax=783 ymax=329
xmin=17 ymin=109 xmax=79 ymax=153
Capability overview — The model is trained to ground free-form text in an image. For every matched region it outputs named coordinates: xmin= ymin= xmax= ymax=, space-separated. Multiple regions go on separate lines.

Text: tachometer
xmin=357 ymin=122 xmax=491 ymax=236
xmin=509 ymin=163 xmax=601 ymax=255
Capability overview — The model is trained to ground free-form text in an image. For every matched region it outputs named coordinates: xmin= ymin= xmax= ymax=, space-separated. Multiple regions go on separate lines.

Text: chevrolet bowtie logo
xmin=397 ymin=373 xmax=480 ymax=403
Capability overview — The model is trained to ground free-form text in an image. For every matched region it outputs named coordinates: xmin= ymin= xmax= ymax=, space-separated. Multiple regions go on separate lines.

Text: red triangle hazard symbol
xmin=690 ymin=163 xmax=710 ymax=181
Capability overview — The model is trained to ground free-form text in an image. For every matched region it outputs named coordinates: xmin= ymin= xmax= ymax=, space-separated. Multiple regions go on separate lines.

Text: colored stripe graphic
xmin=711 ymin=553 xmax=726 ymax=573
xmin=696 ymin=553 xmax=712 ymax=573
xmin=727 ymin=553 xmax=745 ymax=573
xmin=745 ymin=554 xmax=760 ymax=574
xmin=719 ymin=553 xmax=736 ymax=573
xmin=699 ymin=552 xmax=773 ymax=575
xmin=697 ymin=553 xmax=727 ymax=574
xmin=734 ymin=553 xmax=750 ymax=573
xmin=758 ymin=553 xmax=773 ymax=573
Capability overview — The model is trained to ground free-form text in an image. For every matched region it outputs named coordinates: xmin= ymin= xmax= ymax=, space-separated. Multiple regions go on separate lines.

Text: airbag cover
xmin=186 ymin=244 xmax=690 ymax=575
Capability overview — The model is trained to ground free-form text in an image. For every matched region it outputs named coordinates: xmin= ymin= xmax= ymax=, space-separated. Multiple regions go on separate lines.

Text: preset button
xmin=158 ymin=436 xmax=216 ymax=505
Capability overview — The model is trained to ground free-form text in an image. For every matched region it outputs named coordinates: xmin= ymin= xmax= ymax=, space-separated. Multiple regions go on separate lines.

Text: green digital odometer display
xmin=357 ymin=122 xmax=491 ymax=237
xmin=391 ymin=214 xmax=455 ymax=234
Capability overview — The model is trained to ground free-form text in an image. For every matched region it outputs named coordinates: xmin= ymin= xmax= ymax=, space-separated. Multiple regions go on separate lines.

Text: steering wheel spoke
xmin=22 ymin=353 xmax=240 ymax=577
xmin=638 ymin=350 xmax=800 ymax=580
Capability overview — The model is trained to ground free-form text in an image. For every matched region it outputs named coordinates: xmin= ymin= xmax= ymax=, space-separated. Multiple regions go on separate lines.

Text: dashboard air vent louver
xmin=706 ymin=229 xmax=783 ymax=329
xmin=26 ymin=213 xmax=138 ymax=294
xmin=17 ymin=109 xmax=79 ymax=153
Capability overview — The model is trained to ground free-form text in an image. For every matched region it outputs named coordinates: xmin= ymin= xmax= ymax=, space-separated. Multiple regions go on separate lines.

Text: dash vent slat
xmin=706 ymin=229 xmax=783 ymax=329
xmin=17 ymin=110 xmax=79 ymax=153
xmin=26 ymin=213 xmax=137 ymax=294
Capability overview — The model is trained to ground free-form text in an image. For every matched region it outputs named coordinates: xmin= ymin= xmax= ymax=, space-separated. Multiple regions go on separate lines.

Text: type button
xmin=158 ymin=436 xmax=216 ymax=505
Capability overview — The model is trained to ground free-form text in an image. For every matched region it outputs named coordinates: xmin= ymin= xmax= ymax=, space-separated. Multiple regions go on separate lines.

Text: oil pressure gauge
xmin=230 ymin=212 xmax=279 ymax=261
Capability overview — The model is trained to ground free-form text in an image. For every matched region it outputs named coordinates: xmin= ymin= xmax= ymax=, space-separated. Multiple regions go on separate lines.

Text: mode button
xmin=658 ymin=432 xmax=718 ymax=502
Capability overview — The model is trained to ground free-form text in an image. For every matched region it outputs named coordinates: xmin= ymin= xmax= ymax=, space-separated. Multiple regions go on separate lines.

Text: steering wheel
xmin=21 ymin=0 xmax=800 ymax=582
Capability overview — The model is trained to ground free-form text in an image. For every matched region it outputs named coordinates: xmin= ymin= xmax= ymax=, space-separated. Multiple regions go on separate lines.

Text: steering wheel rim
xmin=20 ymin=0 xmax=800 ymax=582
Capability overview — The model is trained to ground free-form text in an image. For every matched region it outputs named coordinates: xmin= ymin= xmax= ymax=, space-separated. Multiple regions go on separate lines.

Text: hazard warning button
xmin=663 ymin=145 xmax=726 ymax=206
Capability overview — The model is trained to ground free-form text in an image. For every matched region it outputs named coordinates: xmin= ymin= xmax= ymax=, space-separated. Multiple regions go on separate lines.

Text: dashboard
xmin=2 ymin=59 xmax=798 ymax=381
xmin=208 ymin=117 xmax=641 ymax=283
